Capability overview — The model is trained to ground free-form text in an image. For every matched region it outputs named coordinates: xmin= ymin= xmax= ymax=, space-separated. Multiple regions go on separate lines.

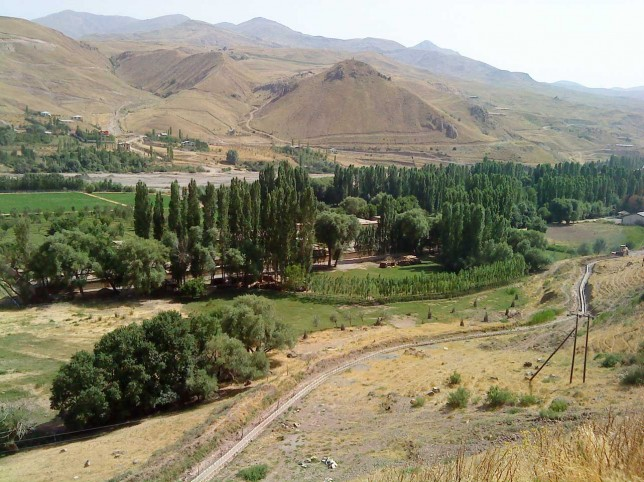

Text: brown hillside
xmin=252 ymin=60 xmax=463 ymax=143
xmin=0 ymin=17 xmax=151 ymax=121
xmin=115 ymin=49 xmax=232 ymax=97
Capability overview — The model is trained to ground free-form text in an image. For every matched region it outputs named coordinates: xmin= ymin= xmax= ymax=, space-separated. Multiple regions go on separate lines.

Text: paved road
xmin=188 ymin=262 xmax=596 ymax=482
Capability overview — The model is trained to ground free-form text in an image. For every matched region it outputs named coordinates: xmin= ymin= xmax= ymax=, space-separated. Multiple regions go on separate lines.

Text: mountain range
xmin=0 ymin=10 xmax=639 ymax=164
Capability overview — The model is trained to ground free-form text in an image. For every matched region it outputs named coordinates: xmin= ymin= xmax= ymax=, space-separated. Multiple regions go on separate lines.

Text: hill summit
xmin=252 ymin=60 xmax=459 ymax=142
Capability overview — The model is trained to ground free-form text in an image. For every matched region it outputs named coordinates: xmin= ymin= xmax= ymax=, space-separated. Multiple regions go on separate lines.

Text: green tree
xmin=186 ymin=179 xmax=201 ymax=229
xmin=119 ymin=238 xmax=168 ymax=294
xmin=393 ymin=208 xmax=431 ymax=254
xmin=314 ymin=211 xmax=360 ymax=267
xmin=226 ymin=149 xmax=239 ymax=164
xmin=218 ymin=295 xmax=295 ymax=353
xmin=134 ymin=181 xmax=152 ymax=239
xmin=168 ymin=180 xmax=181 ymax=237
xmin=152 ymin=191 xmax=165 ymax=241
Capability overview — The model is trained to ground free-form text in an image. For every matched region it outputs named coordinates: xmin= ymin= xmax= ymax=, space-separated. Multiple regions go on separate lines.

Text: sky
xmin=2 ymin=0 xmax=643 ymax=88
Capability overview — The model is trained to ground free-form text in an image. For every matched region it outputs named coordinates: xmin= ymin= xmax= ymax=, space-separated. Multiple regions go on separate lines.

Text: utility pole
xmin=583 ymin=314 xmax=592 ymax=383
xmin=570 ymin=314 xmax=579 ymax=384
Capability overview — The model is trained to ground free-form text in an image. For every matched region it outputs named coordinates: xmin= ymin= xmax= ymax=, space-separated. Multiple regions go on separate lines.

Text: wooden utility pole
xmin=570 ymin=314 xmax=579 ymax=384
xmin=583 ymin=314 xmax=592 ymax=383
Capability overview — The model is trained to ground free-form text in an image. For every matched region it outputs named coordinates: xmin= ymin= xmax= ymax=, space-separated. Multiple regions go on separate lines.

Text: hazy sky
xmin=3 ymin=0 xmax=643 ymax=88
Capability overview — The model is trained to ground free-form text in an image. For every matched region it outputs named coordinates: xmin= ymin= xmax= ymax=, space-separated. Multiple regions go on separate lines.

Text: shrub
xmin=577 ymin=243 xmax=591 ymax=256
xmin=447 ymin=387 xmax=470 ymax=409
xmin=539 ymin=408 xmax=564 ymax=420
xmin=448 ymin=371 xmax=462 ymax=386
xmin=518 ymin=394 xmax=540 ymax=407
xmin=600 ymin=353 xmax=622 ymax=368
xmin=237 ymin=464 xmax=269 ymax=481
xmin=486 ymin=386 xmax=516 ymax=408
xmin=528 ymin=308 xmax=559 ymax=325
xmin=180 ymin=278 xmax=206 ymax=299
xmin=621 ymin=366 xmax=644 ymax=386
xmin=411 ymin=396 xmax=425 ymax=408
xmin=549 ymin=398 xmax=569 ymax=413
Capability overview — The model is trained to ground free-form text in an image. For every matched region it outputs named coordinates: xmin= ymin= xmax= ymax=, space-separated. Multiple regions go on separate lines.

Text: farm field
xmin=546 ymin=221 xmax=644 ymax=250
xmin=0 ymin=192 xmax=115 ymax=213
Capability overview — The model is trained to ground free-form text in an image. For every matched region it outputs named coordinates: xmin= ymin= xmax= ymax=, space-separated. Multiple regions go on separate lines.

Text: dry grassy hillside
xmin=0 ymin=17 xmax=151 ymax=122
xmin=252 ymin=60 xmax=467 ymax=144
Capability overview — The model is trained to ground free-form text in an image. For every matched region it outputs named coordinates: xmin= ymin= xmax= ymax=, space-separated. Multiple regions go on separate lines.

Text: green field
xmin=0 ymin=192 xmax=116 ymax=213
xmin=546 ymin=221 xmax=644 ymax=251
xmin=186 ymin=280 xmax=526 ymax=335
xmin=315 ymin=259 xmax=443 ymax=281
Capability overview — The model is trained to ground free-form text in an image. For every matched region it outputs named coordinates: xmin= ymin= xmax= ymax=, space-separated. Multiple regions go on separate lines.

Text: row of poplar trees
xmin=133 ymin=163 xmax=316 ymax=284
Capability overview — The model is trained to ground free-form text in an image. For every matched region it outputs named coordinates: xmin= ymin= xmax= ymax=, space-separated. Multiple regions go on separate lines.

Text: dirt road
xmin=188 ymin=261 xmax=595 ymax=482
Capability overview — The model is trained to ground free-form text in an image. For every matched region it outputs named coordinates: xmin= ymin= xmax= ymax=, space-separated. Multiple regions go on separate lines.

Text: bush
xmin=448 ymin=371 xmax=462 ymax=386
xmin=411 ymin=396 xmax=425 ymax=408
xmin=577 ymin=243 xmax=591 ymax=256
xmin=180 ymin=278 xmax=206 ymax=299
xmin=549 ymin=398 xmax=569 ymax=413
xmin=237 ymin=464 xmax=269 ymax=481
xmin=600 ymin=353 xmax=622 ymax=368
xmin=539 ymin=408 xmax=564 ymax=420
xmin=592 ymin=238 xmax=607 ymax=254
xmin=518 ymin=394 xmax=540 ymax=407
xmin=447 ymin=387 xmax=470 ymax=409
xmin=621 ymin=365 xmax=644 ymax=386
xmin=486 ymin=386 xmax=516 ymax=408
xmin=528 ymin=308 xmax=559 ymax=325
xmin=226 ymin=149 xmax=239 ymax=165
xmin=284 ymin=264 xmax=308 ymax=291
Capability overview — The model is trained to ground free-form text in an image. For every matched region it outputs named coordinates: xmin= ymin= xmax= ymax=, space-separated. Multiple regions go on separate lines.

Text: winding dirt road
xmin=189 ymin=262 xmax=595 ymax=482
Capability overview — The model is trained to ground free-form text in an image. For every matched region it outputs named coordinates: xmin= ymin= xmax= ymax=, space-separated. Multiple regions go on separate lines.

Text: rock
xmin=523 ymin=361 xmax=533 ymax=368
xmin=132 ymin=460 xmax=139 ymax=465
xmin=537 ymin=358 xmax=544 ymax=363
xmin=73 ymin=477 xmax=79 ymax=480
xmin=293 ymin=422 xmax=300 ymax=428
xmin=60 ymin=448 xmax=67 ymax=453
xmin=84 ymin=460 xmax=91 ymax=468
xmin=286 ymin=352 xmax=298 ymax=358
xmin=432 ymin=386 xmax=441 ymax=393
xmin=310 ymin=456 xmax=319 ymax=462
xmin=443 ymin=347 xmax=448 ymax=350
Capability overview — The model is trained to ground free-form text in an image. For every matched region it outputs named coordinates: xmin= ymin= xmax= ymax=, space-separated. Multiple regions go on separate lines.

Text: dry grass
xmin=367 ymin=413 xmax=644 ymax=482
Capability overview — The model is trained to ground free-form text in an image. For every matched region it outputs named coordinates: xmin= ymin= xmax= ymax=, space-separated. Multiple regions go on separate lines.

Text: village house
xmin=621 ymin=212 xmax=644 ymax=227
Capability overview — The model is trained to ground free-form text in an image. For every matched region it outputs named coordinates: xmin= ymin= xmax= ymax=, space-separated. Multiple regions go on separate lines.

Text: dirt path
xmin=188 ymin=262 xmax=595 ymax=482
xmin=83 ymin=192 xmax=127 ymax=207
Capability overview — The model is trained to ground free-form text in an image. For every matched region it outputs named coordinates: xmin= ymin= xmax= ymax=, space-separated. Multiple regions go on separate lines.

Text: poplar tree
xmin=152 ymin=192 xmax=165 ymax=241
xmin=134 ymin=181 xmax=151 ymax=239
xmin=168 ymin=180 xmax=181 ymax=236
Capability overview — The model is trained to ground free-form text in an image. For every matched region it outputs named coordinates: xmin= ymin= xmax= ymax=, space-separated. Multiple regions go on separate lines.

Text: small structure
xmin=617 ymin=210 xmax=630 ymax=218
xmin=40 ymin=111 xmax=51 ymax=117
xmin=72 ymin=115 xmax=83 ymax=121
xmin=99 ymin=130 xmax=110 ymax=136
xmin=117 ymin=141 xmax=131 ymax=151
xmin=622 ymin=212 xmax=644 ymax=227
xmin=181 ymin=140 xmax=196 ymax=148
